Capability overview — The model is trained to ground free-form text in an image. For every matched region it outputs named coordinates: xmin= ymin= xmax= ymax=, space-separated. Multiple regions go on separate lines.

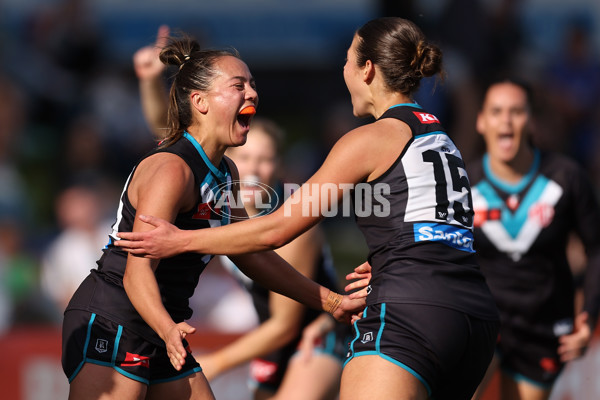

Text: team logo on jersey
xmin=529 ymin=202 xmax=555 ymax=228
xmin=95 ymin=339 xmax=109 ymax=353
xmin=121 ymin=352 xmax=150 ymax=368
xmin=193 ymin=202 xmax=220 ymax=220
xmin=360 ymin=332 xmax=374 ymax=343
xmin=506 ymin=194 xmax=520 ymax=211
xmin=413 ymin=112 xmax=439 ymax=124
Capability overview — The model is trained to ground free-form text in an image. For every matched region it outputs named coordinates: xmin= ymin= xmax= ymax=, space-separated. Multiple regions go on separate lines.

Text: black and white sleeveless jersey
xmin=66 ymin=132 xmax=232 ymax=346
xmin=469 ymin=149 xmax=600 ymax=327
xmin=355 ymin=104 xmax=498 ymax=320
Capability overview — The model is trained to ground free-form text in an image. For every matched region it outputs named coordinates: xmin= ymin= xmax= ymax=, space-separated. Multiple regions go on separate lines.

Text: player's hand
xmin=332 ymin=295 xmax=366 ymax=324
xmin=116 ymin=214 xmax=185 ymax=259
xmin=558 ymin=311 xmax=591 ymax=362
xmin=133 ymin=25 xmax=169 ymax=80
xmin=345 ymin=261 xmax=372 ymax=300
xmin=164 ymin=322 xmax=196 ymax=371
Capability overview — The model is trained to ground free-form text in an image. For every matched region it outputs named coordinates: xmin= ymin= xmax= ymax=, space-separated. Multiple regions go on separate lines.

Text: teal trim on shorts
xmin=375 ymin=303 xmax=386 ymax=353
xmin=82 ymin=360 xmax=149 ymax=385
xmin=501 ymin=366 xmax=554 ymax=390
xmin=344 ymin=305 xmax=368 ymax=368
xmin=150 ymin=366 xmax=203 ymax=385
xmin=108 ymin=324 xmax=151 ymax=384
xmin=68 ymin=314 xmax=150 ymax=385
xmin=111 ymin=325 xmax=123 ymax=364
xmin=114 ymin=365 xmax=150 ymax=384
xmin=343 ymin=303 xmax=432 ymax=397
xmin=68 ymin=313 xmax=96 ymax=383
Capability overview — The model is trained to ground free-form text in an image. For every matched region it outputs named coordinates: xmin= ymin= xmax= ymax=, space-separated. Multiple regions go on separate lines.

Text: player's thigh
xmin=146 ymin=372 xmax=215 ymax=400
xmin=471 ymin=354 xmax=500 ymax=400
xmin=68 ymin=363 xmax=147 ymax=400
xmin=500 ymin=373 xmax=552 ymax=400
xmin=253 ymin=387 xmax=274 ymax=400
xmin=273 ymin=353 xmax=342 ymax=400
xmin=340 ymin=355 xmax=428 ymax=400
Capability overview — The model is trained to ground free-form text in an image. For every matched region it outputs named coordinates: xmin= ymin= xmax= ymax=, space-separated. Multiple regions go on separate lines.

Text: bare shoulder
xmin=129 ymin=152 xmax=195 ymax=209
xmin=336 ymin=119 xmax=411 ymax=150
xmin=136 ymin=152 xmax=193 ymax=183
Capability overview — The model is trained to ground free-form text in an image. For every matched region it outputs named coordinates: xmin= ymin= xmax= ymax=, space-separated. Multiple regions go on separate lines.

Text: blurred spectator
xmin=40 ymin=182 xmax=113 ymax=313
xmin=0 ymin=75 xmax=30 ymax=225
xmin=0 ymin=217 xmax=57 ymax=327
xmin=59 ymin=115 xmax=107 ymax=181
xmin=17 ymin=0 xmax=100 ymax=122
xmin=543 ymin=16 xmax=600 ymax=172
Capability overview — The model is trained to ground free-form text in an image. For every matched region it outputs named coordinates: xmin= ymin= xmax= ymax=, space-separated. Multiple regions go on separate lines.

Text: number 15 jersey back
xmin=354 ymin=104 xmax=499 ymax=320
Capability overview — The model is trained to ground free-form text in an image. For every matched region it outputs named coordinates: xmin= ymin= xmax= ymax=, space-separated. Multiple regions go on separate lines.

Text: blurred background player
xmin=468 ymin=78 xmax=600 ymax=400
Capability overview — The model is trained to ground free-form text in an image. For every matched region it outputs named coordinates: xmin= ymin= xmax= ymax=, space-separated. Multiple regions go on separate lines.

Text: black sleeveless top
xmin=66 ymin=133 xmax=233 ymax=346
xmin=354 ymin=104 xmax=498 ymax=320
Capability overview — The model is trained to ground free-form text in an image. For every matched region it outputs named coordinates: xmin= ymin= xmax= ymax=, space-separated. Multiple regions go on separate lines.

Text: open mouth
xmin=238 ymin=105 xmax=256 ymax=128
xmin=497 ymin=132 xmax=515 ymax=151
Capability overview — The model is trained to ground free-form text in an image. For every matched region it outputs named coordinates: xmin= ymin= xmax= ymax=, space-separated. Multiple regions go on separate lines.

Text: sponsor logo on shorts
xmin=360 ymin=332 xmax=374 ymax=344
xmin=249 ymin=359 xmax=278 ymax=384
xmin=539 ymin=357 xmax=559 ymax=374
xmin=121 ymin=352 xmax=150 ymax=368
xmin=95 ymin=339 xmax=108 ymax=353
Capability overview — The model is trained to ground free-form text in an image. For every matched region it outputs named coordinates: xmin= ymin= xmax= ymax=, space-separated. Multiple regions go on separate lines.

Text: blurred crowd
xmin=0 ymin=0 xmax=599 ymax=335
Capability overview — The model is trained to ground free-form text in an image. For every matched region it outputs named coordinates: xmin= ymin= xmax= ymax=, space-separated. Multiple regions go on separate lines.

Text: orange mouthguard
xmin=240 ymin=106 xmax=256 ymax=115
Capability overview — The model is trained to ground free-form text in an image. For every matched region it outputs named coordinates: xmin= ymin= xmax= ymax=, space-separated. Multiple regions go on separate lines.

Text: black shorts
xmin=249 ymin=323 xmax=351 ymax=392
xmin=496 ymin=312 xmax=568 ymax=388
xmin=345 ymin=303 xmax=499 ymax=400
xmin=62 ymin=309 xmax=201 ymax=385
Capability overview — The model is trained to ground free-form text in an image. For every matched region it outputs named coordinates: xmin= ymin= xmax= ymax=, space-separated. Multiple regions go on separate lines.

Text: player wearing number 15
xmin=116 ymin=17 xmax=500 ymax=400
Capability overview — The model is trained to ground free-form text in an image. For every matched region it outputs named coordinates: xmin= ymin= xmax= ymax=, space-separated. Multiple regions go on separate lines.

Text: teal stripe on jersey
xmin=388 ymin=102 xmax=421 ymax=110
xmin=414 ymin=130 xmax=447 ymax=139
xmin=183 ymin=132 xmax=227 ymax=181
xmin=483 ymin=149 xmax=540 ymax=194
xmin=502 ymin=175 xmax=550 ymax=238
xmin=475 ymin=175 xmax=552 ymax=239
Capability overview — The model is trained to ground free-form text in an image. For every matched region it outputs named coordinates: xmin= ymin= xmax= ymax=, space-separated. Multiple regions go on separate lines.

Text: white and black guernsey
xmin=354 ymin=104 xmax=498 ymax=320
xmin=66 ymin=132 xmax=232 ymax=346
xmin=469 ymin=149 xmax=600 ymax=328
